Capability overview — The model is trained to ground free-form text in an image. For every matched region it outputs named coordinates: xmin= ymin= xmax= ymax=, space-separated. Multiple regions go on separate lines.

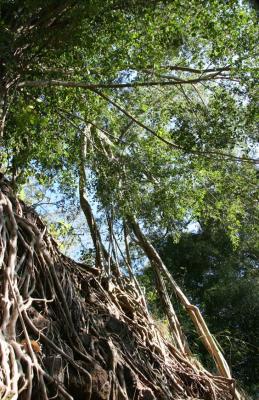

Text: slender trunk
xmin=128 ymin=216 xmax=240 ymax=400
xmin=78 ymin=126 xmax=120 ymax=277
xmin=0 ymin=87 xmax=7 ymax=139
xmin=153 ymin=268 xmax=190 ymax=355
xmin=79 ymin=126 xmax=102 ymax=268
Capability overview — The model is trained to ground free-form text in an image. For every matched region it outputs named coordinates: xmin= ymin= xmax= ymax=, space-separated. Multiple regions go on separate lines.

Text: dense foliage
xmin=1 ymin=1 xmax=258 ymax=238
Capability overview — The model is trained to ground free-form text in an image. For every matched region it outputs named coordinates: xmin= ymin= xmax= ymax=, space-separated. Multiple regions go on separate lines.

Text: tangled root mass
xmin=0 ymin=179 xmax=235 ymax=399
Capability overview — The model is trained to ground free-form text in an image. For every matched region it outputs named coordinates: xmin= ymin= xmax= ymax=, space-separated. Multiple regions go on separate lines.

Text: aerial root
xmin=0 ymin=184 xmax=236 ymax=399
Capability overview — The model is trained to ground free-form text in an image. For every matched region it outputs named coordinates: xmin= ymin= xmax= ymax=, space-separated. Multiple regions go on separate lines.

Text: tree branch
xmin=90 ymin=89 xmax=259 ymax=164
xmin=145 ymin=65 xmax=231 ymax=74
xmin=17 ymin=72 xmax=227 ymax=91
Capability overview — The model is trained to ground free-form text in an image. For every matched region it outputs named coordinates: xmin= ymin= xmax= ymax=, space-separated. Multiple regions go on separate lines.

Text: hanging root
xmin=0 ymin=180 xmax=236 ymax=399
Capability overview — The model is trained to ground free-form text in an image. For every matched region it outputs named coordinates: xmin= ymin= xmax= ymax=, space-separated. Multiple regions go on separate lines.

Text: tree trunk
xmin=129 ymin=216 xmax=240 ymax=400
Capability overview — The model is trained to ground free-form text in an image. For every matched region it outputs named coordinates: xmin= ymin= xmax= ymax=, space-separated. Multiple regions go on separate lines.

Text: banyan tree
xmin=0 ymin=1 xmax=258 ymax=399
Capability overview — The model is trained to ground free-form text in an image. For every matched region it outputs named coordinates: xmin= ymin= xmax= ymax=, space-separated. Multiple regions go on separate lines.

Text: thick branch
xmin=156 ymin=65 xmax=231 ymax=74
xmin=17 ymin=72 xmax=227 ymax=91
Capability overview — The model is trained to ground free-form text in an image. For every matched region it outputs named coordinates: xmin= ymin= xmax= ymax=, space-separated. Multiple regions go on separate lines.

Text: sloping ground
xmin=0 ymin=178 xmax=235 ymax=400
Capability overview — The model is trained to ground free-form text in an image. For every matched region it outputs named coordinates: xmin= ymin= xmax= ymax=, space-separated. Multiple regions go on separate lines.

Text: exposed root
xmin=0 ymin=180 xmax=236 ymax=399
